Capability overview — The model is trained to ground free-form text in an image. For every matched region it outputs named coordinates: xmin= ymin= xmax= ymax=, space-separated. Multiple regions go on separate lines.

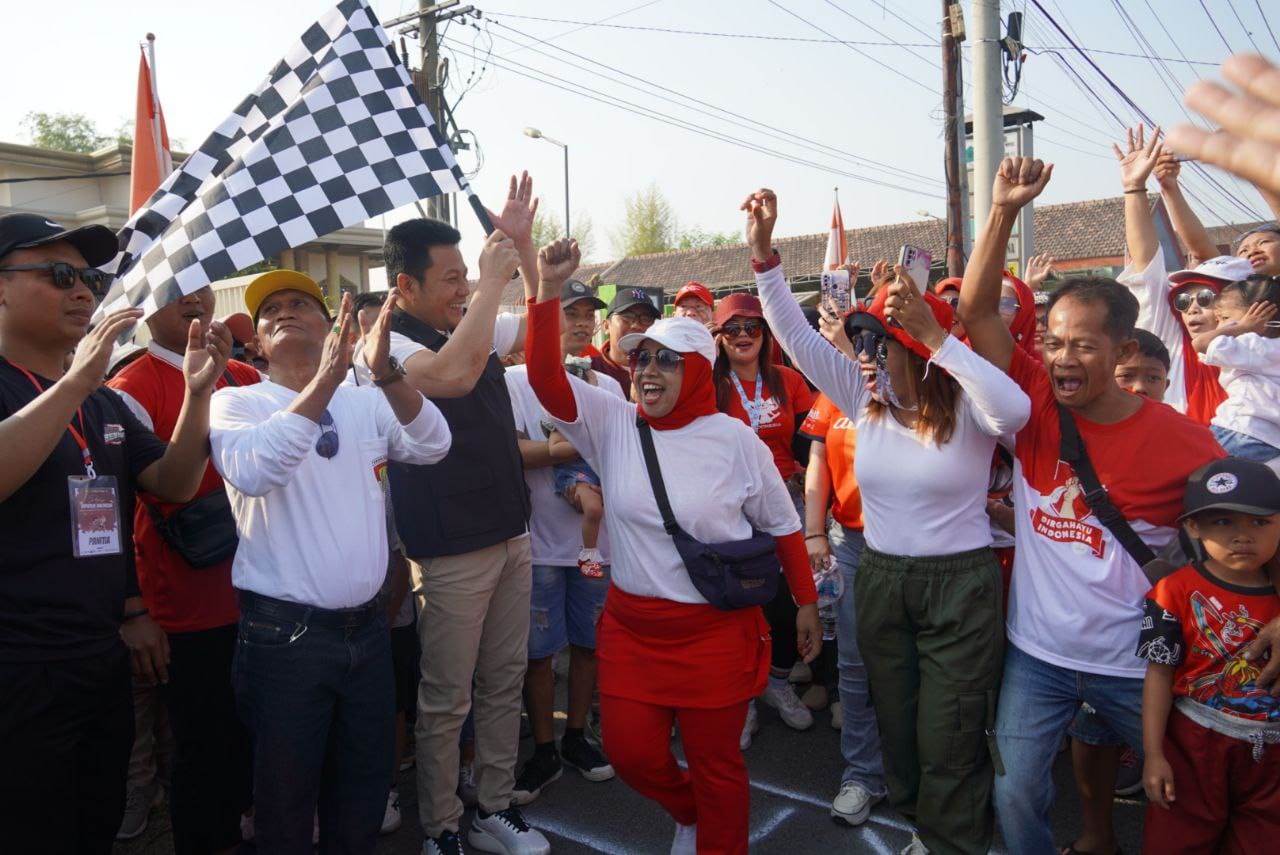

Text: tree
xmin=531 ymin=210 xmax=597 ymax=262
xmin=21 ymin=111 xmax=111 ymax=153
xmin=677 ymin=226 xmax=739 ymax=250
xmin=613 ymin=184 xmax=677 ymax=257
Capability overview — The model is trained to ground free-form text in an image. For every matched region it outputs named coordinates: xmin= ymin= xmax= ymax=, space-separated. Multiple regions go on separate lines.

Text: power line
xmin=1198 ymin=0 xmax=1235 ymax=52
xmin=1255 ymin=0 xmax=1280 ymax=54
xmin=506 ymin=0 xmax=664 ymax=57
xmin=819 ymin=0 xmax=939 ymax=74
xmin=865 ymin=1 xmax=938 ymax=43
xmin=486 ymin=18 xmax=943 ymax=188
xmin=1224 ymin=0 xmax=1263 ymax=53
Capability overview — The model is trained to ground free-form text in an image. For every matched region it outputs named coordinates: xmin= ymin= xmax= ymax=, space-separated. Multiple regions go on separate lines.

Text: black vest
xmin=388 ymin=310 xmax=530 ymax=558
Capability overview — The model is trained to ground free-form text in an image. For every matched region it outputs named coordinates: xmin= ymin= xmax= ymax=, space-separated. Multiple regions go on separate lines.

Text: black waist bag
xmin=148 ymin=488 xmax=239 ymax=569
xmin=637 ymin=418 xmax=780 ymax=610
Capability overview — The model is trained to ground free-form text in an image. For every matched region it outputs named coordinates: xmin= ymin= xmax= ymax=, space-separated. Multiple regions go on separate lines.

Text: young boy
xmin=1116 ymin=328 xmax=1172 ymax=402
xmin=541 ymin=355 xmax=606 ymax=578
xmin=1138 ymin=457 xmax=1280 ymax=850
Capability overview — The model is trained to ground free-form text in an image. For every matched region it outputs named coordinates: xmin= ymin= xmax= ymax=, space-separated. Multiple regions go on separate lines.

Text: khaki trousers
xmin=410 ymin=535 xmax=532 ymax=837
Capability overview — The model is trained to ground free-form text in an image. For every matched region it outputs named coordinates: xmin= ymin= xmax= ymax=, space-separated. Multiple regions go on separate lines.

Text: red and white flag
xmin=130 ymin=40 xmax=173 ymax=215
xmin=824 ymin=188 xmax=847 ymax=270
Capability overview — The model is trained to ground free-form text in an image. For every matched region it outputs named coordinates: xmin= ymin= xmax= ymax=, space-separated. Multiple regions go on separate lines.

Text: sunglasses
xmin=1173 ymin=288 xmax=1216 ymax=312
xmin=998 ymin=296 xmax=1021 ymax=317
xmin=721 ymin=320 xmax=764 ymax=339
xmin=628 ymin=347 xmax=685 ymax=373
xmin=0 ymin=262 xmax=112 ymax=297
xmin=315 ymin=409 xmax=339 ymax=459
xmin=851 ymin=330 xmax=884 ymax=357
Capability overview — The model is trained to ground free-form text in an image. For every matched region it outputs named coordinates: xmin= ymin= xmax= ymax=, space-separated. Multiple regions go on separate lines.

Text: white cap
xmin=618 ymin=316 xmax=716 ymax=365
xmin=1168 ymin=255 xmax=1254 ymax=285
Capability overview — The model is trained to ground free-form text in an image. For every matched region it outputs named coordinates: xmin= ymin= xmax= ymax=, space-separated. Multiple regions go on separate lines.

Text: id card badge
xmin=68 ymin=476 xmax=123 ymax=558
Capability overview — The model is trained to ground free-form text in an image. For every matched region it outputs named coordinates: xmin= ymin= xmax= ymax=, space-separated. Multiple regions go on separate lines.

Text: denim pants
xmin=992 ymin=643 xmax=1144 ymax=855
xmin=1211 ymin=424 xmax=1280 ymax=463
xmin=233 ymin=596 xmax=393 ymax=855
xmin=828 ymin=523 xmax=886 ymax=796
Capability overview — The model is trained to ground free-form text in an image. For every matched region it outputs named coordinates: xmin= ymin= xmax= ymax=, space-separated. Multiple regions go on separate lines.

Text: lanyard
xmin=10 ymin=363 xmax=96 ymax=478
xmin=730 ymin=371 xmax=765 ymax=433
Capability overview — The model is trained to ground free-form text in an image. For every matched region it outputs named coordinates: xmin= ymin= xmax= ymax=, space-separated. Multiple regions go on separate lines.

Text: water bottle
xmin=814 ymin=556 xmax=844 ymax=641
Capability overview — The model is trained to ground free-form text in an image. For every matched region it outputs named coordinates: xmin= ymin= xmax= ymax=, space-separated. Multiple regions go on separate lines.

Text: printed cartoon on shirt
xmin=1184 ymin=592 xmax=1273 ymax=719
xmin=756 ymin=396 xmax=784 ymax=432
xmin=1028 ymin=461 xmax=1107 ymax=557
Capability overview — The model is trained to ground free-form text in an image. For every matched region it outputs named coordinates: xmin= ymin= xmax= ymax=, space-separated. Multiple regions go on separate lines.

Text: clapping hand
xmin=64 ymin=308 xmax=144 ymax=396
xmin=362 ymin=289 xmax=402 ymax=380
xmin=317 ymin=292 xmax=356 ymax=389
xmin=486 ymin=172 xmax=538 ymax=248
xmin=182 ymin=316 xmax=233 ymax=397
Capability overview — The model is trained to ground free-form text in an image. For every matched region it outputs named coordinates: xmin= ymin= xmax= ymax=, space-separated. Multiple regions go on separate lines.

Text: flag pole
xmin=145 ymin=34 xmax=162 ymax=161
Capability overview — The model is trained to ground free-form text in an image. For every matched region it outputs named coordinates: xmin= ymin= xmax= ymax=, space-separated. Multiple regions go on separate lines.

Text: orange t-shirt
xmin=799 ymin=394 xmax=864 ymax=530
xmin=720 ymin=365 xmax=813 ymax=479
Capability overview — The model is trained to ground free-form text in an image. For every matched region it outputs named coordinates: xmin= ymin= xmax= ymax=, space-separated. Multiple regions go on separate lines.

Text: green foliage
xmin=613 ymin=184 xmax=676 ymax=257
xmin=21 ymin=111 xmax=112 ymax=153
xmin=532 ymin=210 xmax=597 ymax=262
xmin=677 ymin=226 xmax=739 ymax=250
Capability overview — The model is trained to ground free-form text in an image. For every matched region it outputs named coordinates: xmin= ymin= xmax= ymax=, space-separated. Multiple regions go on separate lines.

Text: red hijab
xmin=638 ymin=352 xmax=719 ymax=431
xmin=1004 ymin=273 xmax=1038 ymax=355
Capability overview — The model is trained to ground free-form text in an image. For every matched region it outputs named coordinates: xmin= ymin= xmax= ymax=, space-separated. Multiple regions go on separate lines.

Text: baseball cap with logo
xmin=0 ymin=213 xmax=118 ymax=267
xmin=674 ymin=282 xmax=714 ymax=308
xmin=618 ymin=316 xmax=716 ymax=365
xmin=1169 ymin=255 xmax=1256 ymax=285
xmin=1178 ymin=457 xmax=1280 ymax=521
xmin=607 ymin=287 xmax=661 ymax=317
xmin=560 ymin=279 xmax=606 ymax=310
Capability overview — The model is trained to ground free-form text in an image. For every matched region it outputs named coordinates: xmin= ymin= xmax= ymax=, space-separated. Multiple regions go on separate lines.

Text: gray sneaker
xmin=115 ymin=783 xmax=158 ymax=841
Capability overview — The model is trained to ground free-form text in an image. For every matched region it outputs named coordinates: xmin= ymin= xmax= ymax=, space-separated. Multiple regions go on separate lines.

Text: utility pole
xmin=418 ymin=0 xmax=449 ymax=223
xmin=942 ymin=2 xmax=966 ymax=278
xmin=971 ymin=0 xmax=1002 ymax=231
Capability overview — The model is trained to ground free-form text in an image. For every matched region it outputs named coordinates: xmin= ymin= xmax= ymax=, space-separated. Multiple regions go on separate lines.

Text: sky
xmin=3 ymin=0 xmax=1276 ymax=270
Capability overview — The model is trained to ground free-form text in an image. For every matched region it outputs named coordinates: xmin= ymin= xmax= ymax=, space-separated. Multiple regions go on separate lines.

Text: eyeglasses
xmin=0 ymin=262 xmax=112 ymax=297
xmin=943 ymin=295 xmax=960 ymax=309
xmin=614 ymin=311 xmax=657 ymax=329
xmin=628 ymin=347 xmax=685 ymax=373
xmin=998 ymin=296 xmax=1021 ymax=317
xmin=721 ymin=320 xmax=764 ymax=339
xmin=851 ymin=331 xmax=884 ymax=357
xmin=315 ymin=409 xmax=339 ymax=459
xmin=1173 ymin=288 xmax=1216 ymax=313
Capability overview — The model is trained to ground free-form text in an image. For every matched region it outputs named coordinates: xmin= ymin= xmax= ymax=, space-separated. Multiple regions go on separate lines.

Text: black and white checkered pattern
xmin=97 ymin=0 xmax=470 ymax=319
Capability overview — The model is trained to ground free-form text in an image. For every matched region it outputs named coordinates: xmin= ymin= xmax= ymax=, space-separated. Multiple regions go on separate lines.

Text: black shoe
xmin=423 ymin=829 xmax=465 ymax=855
xmin=561 ymin=735 xmax=615 ymax=782
xmin=511 ymin=748 xmax=562 ymax=806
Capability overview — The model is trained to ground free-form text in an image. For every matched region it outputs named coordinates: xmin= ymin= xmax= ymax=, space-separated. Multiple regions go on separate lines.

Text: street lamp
xmin=523 ymin=126 xmax=569 ymax=239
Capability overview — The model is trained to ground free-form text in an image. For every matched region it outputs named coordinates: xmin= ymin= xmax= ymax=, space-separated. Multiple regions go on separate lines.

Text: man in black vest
xmin=385 ymin=174 xmax=552 ymax=855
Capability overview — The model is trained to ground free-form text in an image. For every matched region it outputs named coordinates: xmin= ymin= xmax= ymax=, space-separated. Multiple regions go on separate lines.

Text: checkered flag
xmin=97 ymin=0 xmax=471 ymax=319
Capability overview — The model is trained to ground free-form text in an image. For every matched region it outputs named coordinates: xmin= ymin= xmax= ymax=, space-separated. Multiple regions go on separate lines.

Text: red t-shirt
xmin=1139 ymin=562 xmax=1280 ymax=722
xmin=720 ymin=365 xmax=813 ymax=479
xmin=108 ymin=353 xmax=261 ymax=633
xmin=799 ymin=394 xmax=863 ymax=530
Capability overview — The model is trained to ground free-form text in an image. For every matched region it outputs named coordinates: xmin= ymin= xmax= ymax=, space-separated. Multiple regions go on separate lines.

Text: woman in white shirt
xmin=523 ymin=238 xmax=820 ymax=855
xmin=743 ymin=189 xmax=1031 ymax=855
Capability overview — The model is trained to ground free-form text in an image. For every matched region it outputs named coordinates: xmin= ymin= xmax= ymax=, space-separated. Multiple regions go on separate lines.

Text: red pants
xmin=1143 ymin=707 xmax=1280 ymax=853
xmin=601 ymin=694 xmax=749 ymax=855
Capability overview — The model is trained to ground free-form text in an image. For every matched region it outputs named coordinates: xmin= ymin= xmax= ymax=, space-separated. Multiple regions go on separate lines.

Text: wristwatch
xmin=372 ymin=356 xmax=406 ymax=387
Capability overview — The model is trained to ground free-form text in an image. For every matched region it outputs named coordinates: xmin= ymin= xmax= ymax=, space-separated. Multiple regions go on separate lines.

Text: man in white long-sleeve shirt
xmin=209 ymin=269 xmax=451 ymax=854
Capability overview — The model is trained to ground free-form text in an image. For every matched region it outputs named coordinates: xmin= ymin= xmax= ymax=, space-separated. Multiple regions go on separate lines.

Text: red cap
xmin=675 ymin=281 xmax=714 ymax=308
xmin=713 ymin=292 xmax=764 ymax=327
xmin=933 ymin=277 xmax=963 ymax=295
xmin=222 ymin=312 xmax=255 ymax=345
xmin=851 ymin=288 xmax=955 ymax=360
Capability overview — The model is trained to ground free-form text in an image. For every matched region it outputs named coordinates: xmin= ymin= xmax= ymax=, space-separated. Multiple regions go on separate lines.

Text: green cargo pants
xmin=854 ymin=545 xmax=1003 ymax=855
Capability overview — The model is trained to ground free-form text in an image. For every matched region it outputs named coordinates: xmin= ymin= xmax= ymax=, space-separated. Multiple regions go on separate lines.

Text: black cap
xmin=1179 ymin=457 xmax=1280 ymax=521
xmin=607 ymin=286 xmax=661 ymax=317
xmin=561 ymin=279 xmax=606 ymax=310
xmin=0 ymin=213 xmax=118 ymax=267
xmin=844 ymin=309 xmax=887 ymax=338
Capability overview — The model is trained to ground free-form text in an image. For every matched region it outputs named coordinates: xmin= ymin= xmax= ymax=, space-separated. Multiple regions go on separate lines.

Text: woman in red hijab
xmin=524 ymin=237 xmax=820 ymax=855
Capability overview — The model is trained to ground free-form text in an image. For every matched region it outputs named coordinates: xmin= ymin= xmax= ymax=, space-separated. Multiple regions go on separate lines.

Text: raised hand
xmin=1167 ymin=54 xmax=1280 ymax=198
xmin=362 ymin=290 xmax=402 ymax=379
xmin=1113 ymin=124 xmax=1164 ymax=192
xmin=64 ymin=308 xmax=144 ymax=396
xmin=183 ymin=317 xmax=232 ymax=397
xmin=741 ymin=188 xmax=778 ymax=260
xmin=537 ymin=238 xmax=582 ymax=289
xmin=477 ymin=229 xmax=521 ymax=288
xmin=867 ymin=260 xmax=893 ymax=298
xmin=1154 ymin=149 xmax=1182 ymax=190
xmin=486 ymin=172 xmax=538 ymax=248
xmin=1025 ymin=253 xmax=1056 ymax=289
xmin=317 ymin=291 xmax=356 ymax=389
xmin=992 ymin=156 xmax=1054 ymax=212
xmin=883 ymin=264 xmax=947 ymax=352
xmin=817 ymin=297 xmax=856 ymax=360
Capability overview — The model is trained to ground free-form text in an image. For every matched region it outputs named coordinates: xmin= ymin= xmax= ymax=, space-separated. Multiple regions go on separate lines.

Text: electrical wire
xmin=1224 ymin=0 xmax=1263 ymax=53
xmin=1198 ymin=0 xmax=1236 ymax=53
xmin=1255 ymin=0 xmax=1280 ymax=54
xmin=506 ymin=0 xmax=664 ymax=57
xmin=819 ymin=0 xmax=940 ymax=75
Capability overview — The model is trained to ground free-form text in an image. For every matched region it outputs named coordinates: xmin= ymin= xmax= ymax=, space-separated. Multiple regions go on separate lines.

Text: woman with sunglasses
xmin=523 ymin=237 xmax=820 ymax=855
xmin=744 ymin=188 xmax=1030 ymax=855
xmin=710 ymin=292 xmax=817 ymax=744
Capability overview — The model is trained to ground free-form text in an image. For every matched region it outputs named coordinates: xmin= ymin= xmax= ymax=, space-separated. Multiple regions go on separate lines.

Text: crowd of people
xmin=4 ymin=51 xmax=1280 ymax=855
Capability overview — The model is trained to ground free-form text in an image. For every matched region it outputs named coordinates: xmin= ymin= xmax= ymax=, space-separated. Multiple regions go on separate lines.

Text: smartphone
xmin=898 ymin=244 xmax=932 ymax=292
xmin=820 ymin=269 xmax=851 ymax=314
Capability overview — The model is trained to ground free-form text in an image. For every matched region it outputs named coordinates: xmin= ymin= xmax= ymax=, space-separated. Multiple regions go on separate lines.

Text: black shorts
xmin=390 ymin=623 xmax=420 ymax=715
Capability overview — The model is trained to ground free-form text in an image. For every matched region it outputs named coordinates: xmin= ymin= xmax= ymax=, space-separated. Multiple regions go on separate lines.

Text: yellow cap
xmin=244 ymin=269 xmax=330 ymax=320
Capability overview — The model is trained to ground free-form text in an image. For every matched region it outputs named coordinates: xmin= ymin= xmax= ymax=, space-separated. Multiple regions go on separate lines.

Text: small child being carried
xmin=542 ymin=355 xmax=605 ymax=578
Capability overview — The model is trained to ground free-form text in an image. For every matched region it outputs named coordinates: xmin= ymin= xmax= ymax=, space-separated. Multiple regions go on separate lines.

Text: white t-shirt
xmin=549 ymin=386 xmax=800 ymax=604
xmin=1118 ymin=249 xmax=1190 ymax=412
xmin=210 ymin=380 xmax=451 ymax=609
xmin=1204 ymin=333 xmax=1280 ymax=449
xmin=388 ymin=311 xmax=523 ymax=368
xmin=505 ymin=364 xmax=624 ymax=566
xmin=755 ymin=263 xmax=1031 ymax=556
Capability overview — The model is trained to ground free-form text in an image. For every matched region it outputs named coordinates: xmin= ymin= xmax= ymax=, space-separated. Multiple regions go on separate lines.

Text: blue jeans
xmin=233 ymin=595 xmax=393 ymax=855
xmin=828 ymin=524 xmax=886 ymax=795
xmin=1211 ymin=424 xmax=1280 ymax=462
xmin=993 ymin=644 xmax=1144 ymax=854
xmin=528 ymin=564 xmax=610 ymax=659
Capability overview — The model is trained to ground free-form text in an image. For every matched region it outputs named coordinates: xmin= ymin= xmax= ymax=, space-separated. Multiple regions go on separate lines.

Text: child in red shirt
xmin=1138 ymin=457 xmax=1280 ymax=851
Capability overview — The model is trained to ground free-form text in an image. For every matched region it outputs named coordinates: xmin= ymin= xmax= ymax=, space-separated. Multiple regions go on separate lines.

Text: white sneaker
xmin=670 ymin=822 xmax=697 ymax=855
xmin=830 ymin=700 xmax=843 ymax=730
xmin=457 ymin=762 xmax=478 ymax=808
xmin=739 ymin=700 xmax=759 ymax=750
xmin=830 ymin=780 xmax=881 ymax=827
xmin=468 ymin=806 xmax=550 ymax=855
xmin=900 ymin=832 xmax=929 ymax=854
xmin=239 ymin=811 xmax=255 ymax=841
xmin=381 ymin=789 xmax=402 ymax=835
xmin=761 ymin=682 xmax=814 ymax=730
